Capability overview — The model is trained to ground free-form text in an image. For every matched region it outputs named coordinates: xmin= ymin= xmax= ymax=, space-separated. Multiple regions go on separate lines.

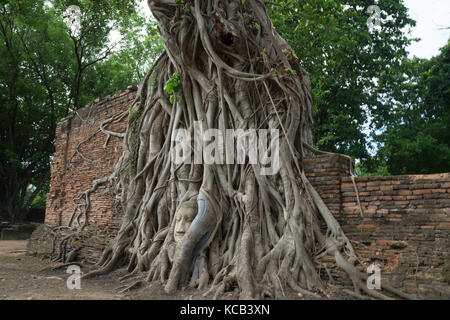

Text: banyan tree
xmin=75 ymin=0 xmax=412 ymax=300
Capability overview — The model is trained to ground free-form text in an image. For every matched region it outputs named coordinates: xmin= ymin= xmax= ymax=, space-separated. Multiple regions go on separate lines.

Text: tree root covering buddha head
xmin=174 ymin=197 xmax=198 ymax=244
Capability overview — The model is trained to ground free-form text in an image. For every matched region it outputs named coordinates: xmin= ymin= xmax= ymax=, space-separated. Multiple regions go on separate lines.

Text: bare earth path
xmin=0 ymin=240 xmax=236 ymax=300
xmin=0 ymin=240 xmax=349 ymax=300
xmin=0 ymin=240 xmax=126 ymax=300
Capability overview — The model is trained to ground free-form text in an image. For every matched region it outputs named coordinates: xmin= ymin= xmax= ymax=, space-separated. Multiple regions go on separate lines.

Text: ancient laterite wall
xmin=338 ymin=173 xmax=449 ymax=298
xmin=44 ymin=87 xmax=137 ymax=233
xmin=40 ymin=89 xmax=449 ymax=298
xmin=304 ymin=155 xmax=449 ymax=298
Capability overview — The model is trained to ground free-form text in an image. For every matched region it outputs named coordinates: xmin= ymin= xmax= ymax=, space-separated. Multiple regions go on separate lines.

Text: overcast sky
xmin=404 ymin=0 xmax=450 ymax=58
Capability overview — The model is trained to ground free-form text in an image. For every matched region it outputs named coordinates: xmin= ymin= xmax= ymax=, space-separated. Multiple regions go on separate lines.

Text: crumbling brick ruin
xmin=29 ymin=88 xmax=450 ymax=298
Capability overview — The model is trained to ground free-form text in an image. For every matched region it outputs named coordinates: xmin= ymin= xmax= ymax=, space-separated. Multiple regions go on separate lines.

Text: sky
xmin=404 ymin=0 xmax=450 ymax=59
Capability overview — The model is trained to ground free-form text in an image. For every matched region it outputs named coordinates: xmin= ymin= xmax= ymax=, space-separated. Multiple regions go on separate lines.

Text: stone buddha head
xmin=174 ymin=198 xmax=198 ymax=243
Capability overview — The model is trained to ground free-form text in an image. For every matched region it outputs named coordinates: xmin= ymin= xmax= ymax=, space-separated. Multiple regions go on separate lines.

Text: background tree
xmin=0 ymin=0 xmax=160 ymax=222
xmin=373 ymin=40 xmax=450 ymax=175
xmin=53 ymin=0 xmax=147 ymax=112
xmin=267 ymin=0 xmax=416 ymax=161
xmin=81 ymin=17 xmax=164 ymax=102
xmin=0 ymin=0 xmax=67 ymax=221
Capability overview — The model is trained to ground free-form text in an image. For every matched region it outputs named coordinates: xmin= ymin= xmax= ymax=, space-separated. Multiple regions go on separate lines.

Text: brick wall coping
xmin=344 ymin=172 xmax=450 ymax=182
xmin=56 ymin=86 xmax=137 ymax=136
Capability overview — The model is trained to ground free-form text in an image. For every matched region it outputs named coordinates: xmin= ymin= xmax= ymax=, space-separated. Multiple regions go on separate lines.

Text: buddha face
xmin=174 ymin=199 xmax=198 ymax=243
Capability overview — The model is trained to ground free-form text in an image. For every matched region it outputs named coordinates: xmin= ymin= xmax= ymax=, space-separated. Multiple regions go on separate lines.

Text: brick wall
xmin=338 ymin=172 xmax=449 ymax=298
xmin=44 ymin=87 xmax=137 ymax=233
xmin=305 ymin=154 xmax=449 ymax=298
xmin=303 ymin=153 xmax=351 ymax=216
xmin=40 ymin=90 xmax=449 ymax=298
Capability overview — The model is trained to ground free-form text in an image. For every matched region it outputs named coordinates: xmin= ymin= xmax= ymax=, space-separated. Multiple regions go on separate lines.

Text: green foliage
xmin=0 ymin=0 xmax=66 ymax=221
xmin=269 ymin=0 xmax=448 ymax=176
xmin=52 ymin=0 xmax=161 ymax=111
xmin=165 ymin=72 xmax=181 ymax=104
xmin=374 ymin=41 xmax=450 ymax=175
xmin=268 ymin=0 xmax=416 ymax=161
xmin=81 ymin=20 xmax=163 ymax=103
xmin=30 ymin=191 xmax=47 ymax=209
xmin=0 ymin=0 xmax=161 ymax=221
xmin=355 ymin=158 xmax=390 ymax=177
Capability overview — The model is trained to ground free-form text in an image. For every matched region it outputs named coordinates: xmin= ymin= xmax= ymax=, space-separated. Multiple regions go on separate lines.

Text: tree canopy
xmin=0 ymin=0 xmax=160 ymax=221
xmin=268 ymin=0 xmax=416 ymax=161
xmin=373 ymin=40 xmax=450 ymax=175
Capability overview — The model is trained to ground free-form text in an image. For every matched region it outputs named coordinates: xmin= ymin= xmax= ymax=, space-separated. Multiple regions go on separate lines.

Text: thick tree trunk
xmin=77 ymin=0 xmax=412 ymax=300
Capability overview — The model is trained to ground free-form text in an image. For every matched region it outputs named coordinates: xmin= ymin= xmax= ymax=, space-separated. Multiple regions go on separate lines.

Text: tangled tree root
xmin=76 ymin=0 xmax=416 ymax=300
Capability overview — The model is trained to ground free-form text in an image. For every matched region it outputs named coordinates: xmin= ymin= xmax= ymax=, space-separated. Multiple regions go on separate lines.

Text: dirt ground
xmin=0 ymin=240 xmax=350 ymax=300
xmin=0 ymin=240 xmax=122 ymax=300
xmin=0 ymin=240 xmax=216 ymax=300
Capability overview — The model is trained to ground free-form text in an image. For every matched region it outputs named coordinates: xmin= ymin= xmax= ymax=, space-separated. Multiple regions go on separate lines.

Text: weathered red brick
xmin=413 ymin=189 xmax=432 ymax=195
